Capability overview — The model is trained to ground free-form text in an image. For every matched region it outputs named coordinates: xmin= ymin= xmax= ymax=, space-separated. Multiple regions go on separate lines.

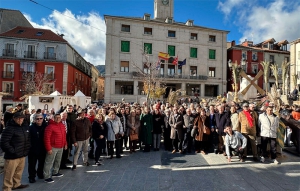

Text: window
xmin=269 ymin=55 xmax=274 ymax=63
xmin=190 ymin=66 xmax=197 ymax=77
xmin=160 ymin=65 xmax=164 ymax=76
xmin=168 ymin=65 xmax=175 ymax=76
xmin=168 ymin=45 xmax=175 ymax=56
xmin=263 ymin=43 xmax=268 ymax=48
xmin=45 ymin=47 xmax=55 ymax=59
xmin=120 ymin=61 xmax=129 ymax=72
xmin=208 ymin=67 xmax=215 ymax=77
xmin=143 ymin=63 xmax=150 ymax=74
xmin=191 ymin=33 xmax=197 ymax=40
xmin=178 ymin=66 xmax=182 ymax=75
xmin=17 ymin=30 xmax=24 ymax=34
xmin=144 ymin=27 xmax=152 ymax=35
xmin=4 ymin=43 xmax=14 ymax=57
xmin=121 ymin=41 xmax=130 ymax=52
xmin=144 ymin=15 xmax=150 ymax=21
xmin=190 ymin=47 xmax=197 ymax=58
xmin=121 ymin=85 xmax=133 ymax=95
xmin=2 ymin=82 xmax=14 ymax=93
xmin=45 ymin=66 xmax=54 ymax=79
xmin=144 ymin=43 xmax=152 ymax=54
xmin=209 ymin=49 xmax=216 ymax=59
xmin=3 ymin=63 xmax=14 ymax=78
xmin=36 ymin=31 xmax=43 ymax=36
xmin=281 ymin=45 xmax=287 ymax=51
xmin=252 ymin=52 xmax=257 ymax=61
xmin=26 ymin=45 xmax=36 ymax=58
xmin=251 ymin=64 xmax=258 ymax=74
xmin=242 ymin=51 xmax=247 ymax=60
xmin=269 ymin=43 xmax=274 ymax=50
xmin=121 ymin=24 xmax=130 ymax=32
xmin=20 ymin=62 xmax=35 ymax=72
xmin=43 ymin=83 xmax=54 ymax=94
xmin=209 ymin=35 xmax=216 ymax=42
xmin=168 ymin=30 xmax=176 ymax=37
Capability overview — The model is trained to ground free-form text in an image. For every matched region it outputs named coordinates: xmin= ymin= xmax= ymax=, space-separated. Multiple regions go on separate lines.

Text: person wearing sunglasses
xmin=27 ymin=114 xmax=47 ymax=183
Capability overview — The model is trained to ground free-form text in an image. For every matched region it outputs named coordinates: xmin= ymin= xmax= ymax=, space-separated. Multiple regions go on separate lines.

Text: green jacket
xmin=140 ymin=113 xmax=153 ymax=144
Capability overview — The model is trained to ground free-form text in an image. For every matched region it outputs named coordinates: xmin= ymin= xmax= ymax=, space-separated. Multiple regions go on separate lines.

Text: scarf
xmin=243 ymin=110 xmax=253 ymax=128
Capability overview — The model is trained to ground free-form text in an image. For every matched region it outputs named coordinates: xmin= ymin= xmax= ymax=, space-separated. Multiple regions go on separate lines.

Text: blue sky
xmin=1 ymin=0 xmax=300 ymax=65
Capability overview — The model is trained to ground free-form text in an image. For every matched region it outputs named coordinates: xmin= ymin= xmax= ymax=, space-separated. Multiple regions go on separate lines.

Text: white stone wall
xmin=104 ymin=16 xmax=228 ymax=103
xmin=290 ymin=41 xmax=300 ymax=88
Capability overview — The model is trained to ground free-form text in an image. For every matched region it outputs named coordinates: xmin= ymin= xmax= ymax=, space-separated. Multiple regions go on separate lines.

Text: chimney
xmin=59 ymin=34 xmax=65 ymax=38
xmin=231 ymin=40 xmax=236 ymax=46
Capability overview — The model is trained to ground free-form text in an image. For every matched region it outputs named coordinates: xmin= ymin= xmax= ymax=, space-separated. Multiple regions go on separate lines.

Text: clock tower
xmin=154 ymin=0 xmax=174 ymax=20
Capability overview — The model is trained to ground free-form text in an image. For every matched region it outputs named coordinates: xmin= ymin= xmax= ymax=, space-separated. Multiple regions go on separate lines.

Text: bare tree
xmin=21 ymin=72 xmax=56 ymax=95
xmin=131 ymin=51 xmax=166 ymax=105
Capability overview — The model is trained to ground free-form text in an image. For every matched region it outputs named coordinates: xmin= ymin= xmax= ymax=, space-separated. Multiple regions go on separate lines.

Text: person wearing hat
xmin=1 ymin=112 xmax=31 ymax=190
xmin=71 ymin=108 xmax=92 ymax=170
xmin=238 ymin=102 xmax=259 ymax=161
xmin=16 ymin=104 xmax=23 ymax=112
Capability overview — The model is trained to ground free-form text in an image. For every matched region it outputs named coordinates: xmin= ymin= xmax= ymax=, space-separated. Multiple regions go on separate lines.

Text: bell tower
xmin=154 ymin=0 xmax=174 ymax=20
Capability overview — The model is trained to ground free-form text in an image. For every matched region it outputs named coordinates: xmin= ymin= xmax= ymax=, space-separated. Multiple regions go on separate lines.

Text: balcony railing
xmin=2 ymin=91 xmax=14 ymax=99
xmin=44 ymin=52 xmax=56 ymax=60
xmin=43 ymin=73 xmax=55 ymax=80
xmin=132 ymin=72 xmax=208 ymax=80
xmin=2 ymin=49 xmax=17 ymax=57
xmin=24 ymin=51 xmax=37 ymax=59
xmin=2 ymin=71 xmax=14 ymax=78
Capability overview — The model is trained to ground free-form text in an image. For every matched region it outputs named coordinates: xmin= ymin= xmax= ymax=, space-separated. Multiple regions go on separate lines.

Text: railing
xmin=2 ymin=49 xmax=17 ymax=57
xmin=24 ymin=51 xmax=37 ymax=59
xmin=2 ymin=71 xmax=14 ymax=78
xmin=44 ymin=52 xmax=56 ymax=60
xmin=2 ymin=91 xmax=14 ymax=99
xmin=132 ymin=72 xmax=208 ymax=80
xmin=43 ymin=73 xmax=55 ymax=80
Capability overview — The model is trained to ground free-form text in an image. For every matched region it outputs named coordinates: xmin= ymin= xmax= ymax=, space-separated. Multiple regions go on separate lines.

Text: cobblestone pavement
xmin=0 ymin=149 xmax=299 ymax=191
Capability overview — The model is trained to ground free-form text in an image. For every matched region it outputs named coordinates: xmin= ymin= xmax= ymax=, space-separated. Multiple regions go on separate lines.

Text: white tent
xmin=50 ymin=90 xmax=62 ymax=96
xmin=74 ymin=90 xmax=85 ymax=97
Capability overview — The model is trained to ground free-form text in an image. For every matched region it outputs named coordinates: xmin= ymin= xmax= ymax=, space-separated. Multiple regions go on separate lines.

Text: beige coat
xmin=238 ymin=110 xmax=258 ymax=136
xmin=231 ymin=113 xmax=240 ymax=132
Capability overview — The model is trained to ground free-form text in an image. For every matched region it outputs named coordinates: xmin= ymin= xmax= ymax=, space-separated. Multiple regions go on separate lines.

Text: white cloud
xmin=217 ymin=0 xmax=245 ymax=17
xmin=239 ymin=0 xmax=300 ymax=44
xmin=24 ymin=10 xmax=106 ymax=65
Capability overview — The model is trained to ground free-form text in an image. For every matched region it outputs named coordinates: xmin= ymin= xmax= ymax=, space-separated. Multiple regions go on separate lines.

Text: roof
xmin=74 ymin=90 xmax=86 ymax=97
xmin=0 ymin=8 xmax=33 ymax=33
xmin=0 ymin=26 xmax=67 ymax=43
xmin=276 ymin=40 xmax=289 ymax=46
xmin=228 ymin=44 xmax=289 ymax=54
xmin=50 ymin=91 xmax=62 ymax=96
xmin=104 ymin=15 xmax=230 ymax=33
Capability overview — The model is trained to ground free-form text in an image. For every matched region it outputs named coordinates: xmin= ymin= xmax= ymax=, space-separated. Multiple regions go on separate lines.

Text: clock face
xmin=162 ymin=0 xmax=169 ymax=5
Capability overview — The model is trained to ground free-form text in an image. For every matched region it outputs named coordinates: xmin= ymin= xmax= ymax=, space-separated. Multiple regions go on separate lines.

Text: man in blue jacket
xmin=1 ymin=112 xmax=31 ymax=190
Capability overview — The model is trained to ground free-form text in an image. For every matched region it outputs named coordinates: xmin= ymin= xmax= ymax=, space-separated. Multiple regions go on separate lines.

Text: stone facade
xmin=104 ymin=0 xmax=229 ymax=103
xmin=90 ymin=64 xmax=100 ymax=101
xmin=290 ymin=38 xmax=300 ymax=89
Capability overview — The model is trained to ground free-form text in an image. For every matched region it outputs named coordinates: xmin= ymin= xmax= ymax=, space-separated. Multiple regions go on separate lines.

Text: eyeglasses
xmin=36 ymin=118 xmax=43 ymax=120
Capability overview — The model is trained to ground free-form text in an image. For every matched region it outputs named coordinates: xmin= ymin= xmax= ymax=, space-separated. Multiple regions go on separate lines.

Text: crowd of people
xmin=0 ymin=98 xmax=300 ymax=190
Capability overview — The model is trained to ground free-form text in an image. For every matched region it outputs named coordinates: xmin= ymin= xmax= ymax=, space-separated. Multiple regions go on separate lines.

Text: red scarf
xmin=243 ymin=110 xmax=253 ymax=128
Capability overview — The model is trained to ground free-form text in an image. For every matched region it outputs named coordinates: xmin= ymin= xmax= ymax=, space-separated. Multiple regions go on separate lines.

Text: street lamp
xmin=228 ymin=60 xmax=243 ymax=102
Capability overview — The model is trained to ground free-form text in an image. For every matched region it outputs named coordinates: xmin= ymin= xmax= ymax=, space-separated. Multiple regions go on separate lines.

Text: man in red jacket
xmin=43 ymin=114 xmax=67 ymax=183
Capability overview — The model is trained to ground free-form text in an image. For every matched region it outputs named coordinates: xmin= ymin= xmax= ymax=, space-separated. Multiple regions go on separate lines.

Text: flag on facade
xmin=158 ymin=52 xmax=170 ymax=60
xmin=156 ymin=60 xmax=162 ymax=70
xmin=179 ymin=59 xmax=186 ymax=66
xmin=172 ymin=56 xmax=178 ymax=65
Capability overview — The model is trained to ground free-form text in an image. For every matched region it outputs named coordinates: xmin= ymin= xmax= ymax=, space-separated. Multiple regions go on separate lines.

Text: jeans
xmin=153 ymin=134 xmax=161 ymax=149
xmin=43 ymin=148 xmax=63 ymax=179
xmin=73 ymin=139 xmax=89 ymax=165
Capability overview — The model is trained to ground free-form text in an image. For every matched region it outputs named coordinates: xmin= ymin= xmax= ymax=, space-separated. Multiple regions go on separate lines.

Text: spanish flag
xmin=158 ymin=52 xmax=170 ymax=60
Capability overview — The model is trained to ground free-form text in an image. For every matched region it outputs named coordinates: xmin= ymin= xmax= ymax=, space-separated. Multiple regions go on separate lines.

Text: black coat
xmin=3 ymin=111 xmax=13 ymax=126
xmin=0 ymin=120 xmax=31 ymax=159
xmin=92 ymin=120 xmax=108 ymax=140
xmin=28 ymin=122 xmax=47 ymax=156
xmin=215 ymin=112 xmax=231 ymax=136
xmin=152 ymin=113 xmax=164 ymax=134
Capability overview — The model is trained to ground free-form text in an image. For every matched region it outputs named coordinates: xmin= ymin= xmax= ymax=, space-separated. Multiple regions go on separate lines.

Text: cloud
xmin=24 ymin=10 xmax=106 ymax=65
xmin=239 ymin=0 xmax=300 ymax=44
xmin=217 ymin=0 xmax=245 ymax=17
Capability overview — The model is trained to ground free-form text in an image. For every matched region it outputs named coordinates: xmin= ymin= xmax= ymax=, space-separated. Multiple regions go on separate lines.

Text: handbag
xmin=129 ymin=130 xmax=139 ymax=141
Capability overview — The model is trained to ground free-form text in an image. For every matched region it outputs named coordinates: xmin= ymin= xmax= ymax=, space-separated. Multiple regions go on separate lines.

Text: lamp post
xmin=228 ymin=60 xmax=243 ymax=102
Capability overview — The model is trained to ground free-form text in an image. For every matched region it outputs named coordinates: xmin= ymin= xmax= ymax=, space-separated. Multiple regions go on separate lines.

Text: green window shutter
xmin=144 ymin=43 xmax=152 ymax=54
xmin=121 ymin=41 xmax=130 ymax=52
xmin=209 ymin=49 xmax=216 ymax=59
xmin=168 ymin=45 xmax=175 ymax=56
xmin=190 ymin=48 xmax=197 ymax=58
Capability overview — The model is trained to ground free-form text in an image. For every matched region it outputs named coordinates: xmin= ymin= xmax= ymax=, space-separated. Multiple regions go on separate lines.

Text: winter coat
xmin=3 ymin=111 xmax=13 ymax=127
xmin=230 ymin=112 xmax=240 ymax=132
xmin=92 ymin=120 xmax=107 ymax=140
xmin=258 ymin=113 xmax=279 ymax=138
xmin=193 ymin=115 xmax=209 ymax=141
xmin=106 ymin=117 xmax=123 ymax=141
xmin=238 ymin=110 xmax=258 ymax=136
xmin=44 ymin=119 xmax=67 ymax=151
xmin=71 ymin=117 xmax=92 ymax=143
xmin=29 ymin=122 xmax=47 ymax=156
xmin=152 ymin=113 xmax=164 ymax=134
xmin=66 ymin=112 xmax=76 ymax=146
xmin=0 ymin=119 xmax=31 ymax=159
xmin=117 ymin=113 xmax=127 ymax=134
xmin=127 ymin=115 xmax=140 ymax=136
xmin=183 ymin=114 xmax=196 ymax=132
xmin=215 ymin=112 xmax=231 ymax=136
xmin=140 ymin=113 xmax=153 ymax=144
xmin=169 ymin=113 xmax=183 ymax=140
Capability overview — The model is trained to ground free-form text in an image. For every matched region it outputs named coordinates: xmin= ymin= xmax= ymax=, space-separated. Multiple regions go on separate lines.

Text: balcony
xmin=44 ymin=52 xmax=56 ymax=60
xmin=2 ymin=71 xmax=14 ymax=79
xmin=2 ymin=91 xmax=14 ymax=99
xmin=2 ymin=49 xmax=17 ymax=57
xmin=44 ymin=73 xmax=55 ymax=80
xmin=24 ymin=51 xmax=37 ymax=59
xmin=132 ymin=72 xmax=208 ymax=80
